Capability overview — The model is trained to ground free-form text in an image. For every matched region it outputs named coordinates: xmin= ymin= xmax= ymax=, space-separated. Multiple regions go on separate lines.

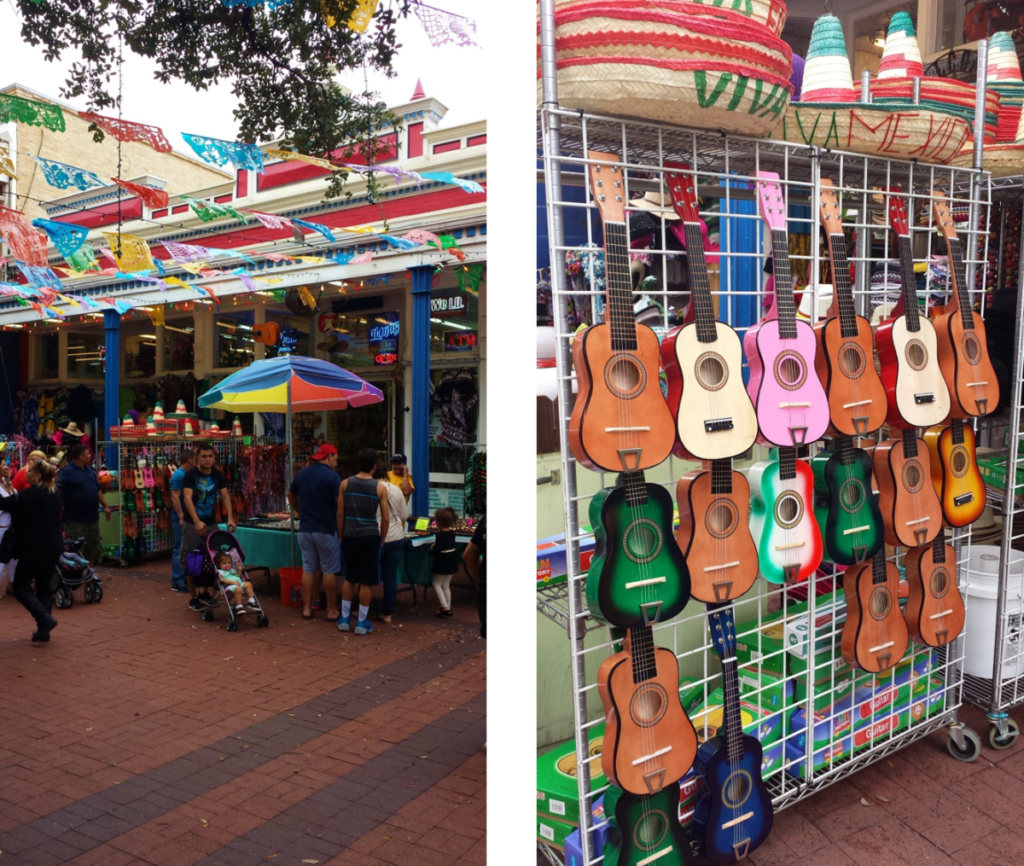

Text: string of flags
xmin=78 ymin=112 xmax=173 ymax=152
xmin=30 ymin=156 xmax=106 ymax=192
xmin=182 ymin=133 xmax=264 ymax=173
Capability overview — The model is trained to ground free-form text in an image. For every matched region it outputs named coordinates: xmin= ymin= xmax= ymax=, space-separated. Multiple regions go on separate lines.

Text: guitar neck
xmin=945 ymin=237 xmax=976 ymax=331
xmin=837 ymin=436 xmax=856 ymax=466
xmin=769 ymin=228 xmax=797 ymax=338
xmin=621 ymin=470 xmax=650 ymax=507
xmin=710 ymin=459 xmax=734 ymax=495
xmin=872 ymin=546 xmax=888 ymax=584
xmin=823 ymin=230 xmax=860 ymax=337
xmin=604 ymin=221 xmax=639 ymax=350
xmin=720 ymin=655 xmax=744 ymax=762
xmin=895 ymin=235 xmax=922 ymax=332
xmin=628 ymin=625 xmax=658 ymax=684
xmin=778 ymin=447 xmax=797 ymax=481
xmin=951 ymin=417 xmax=965 ymax=445
xmin=932 ymin=533 xmax=947 ymax=564
xmin=901 ymin=427 xmax=919 ymax=459
xmin=682 ymin=220 xmax=718 ymax=343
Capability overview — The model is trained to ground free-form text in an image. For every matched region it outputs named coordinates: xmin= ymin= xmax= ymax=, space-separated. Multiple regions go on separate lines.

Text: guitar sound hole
xmin=605 ymin=354 xmax=646 ymax=400
xmin=905 ymin=340 xmax=928 ymax=371
xmin=930 ymin=567 xmax=951 ymax=599
xmin=963 ymin=333 xmax=981 ymax=365
xmin=696 ymin=352 xmax=728 ymax=391
xmin=951 ymin=448 xmax=969 ymax=478
xmin=706 ymin=499 xmax=738 ymax=539
xmin=840 ymin=478 xmax=865 ymax=513
xmin=902 ymin=461 xmax=923 ymax=493
xmin=633 ymin=810 xmax=669 ymax=852
xmin=775 ymin=352 xmax=807 ymax=390
xmin=722 ymin=770 xmax=753 ymax=810
xmin=630 ymin=683 xmax=669 ymax=727
xmin=775 ymin=493 xmax=803 ymax=529
xmin=624 ymin=518 xmax=663 ymax=565
xmin=869 ymin=586 xmax=893 ymax=620
xmin=839 ymin=343 xmax=866 ymax=379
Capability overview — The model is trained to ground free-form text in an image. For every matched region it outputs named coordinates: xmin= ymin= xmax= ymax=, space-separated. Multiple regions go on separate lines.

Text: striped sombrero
xmin=800 ymin=14 xmax=854 ymax=103
xmin=549 ymin=0 xmax=787 ymax=37
xmin=877 ymin=11 xmax=923 ymax=80
xmin=855 ymin=78 xmax=999 ymax=144
xmin=951 ymin=71 xmax=1024 ymax=177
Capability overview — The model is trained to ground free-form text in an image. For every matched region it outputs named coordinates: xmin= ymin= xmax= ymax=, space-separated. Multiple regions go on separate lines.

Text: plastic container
xmin=964 ymin=545 xmax=1024 ymax=679
xmin=279 ymin=566 xmax=303 ymax=608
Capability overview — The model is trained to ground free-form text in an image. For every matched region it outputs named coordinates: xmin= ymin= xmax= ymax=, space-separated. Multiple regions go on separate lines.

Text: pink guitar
xmin=744 ymin=172 xmax=829 ymax=447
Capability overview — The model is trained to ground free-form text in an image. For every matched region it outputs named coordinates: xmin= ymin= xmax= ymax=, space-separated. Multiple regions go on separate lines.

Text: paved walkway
xmin=0 ymin=558 xmax=486 ymax=866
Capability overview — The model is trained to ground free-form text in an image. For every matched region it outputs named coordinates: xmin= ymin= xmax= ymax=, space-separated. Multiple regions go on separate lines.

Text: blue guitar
xmin=692 ymin=604 xmax=775 ymax=863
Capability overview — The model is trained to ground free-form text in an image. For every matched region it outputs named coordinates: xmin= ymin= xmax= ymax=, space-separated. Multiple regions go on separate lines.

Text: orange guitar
xmin=842 ymin=547 xmax=909 ymax=673
xmin=931 ymin=192 xmax=999 ymax=418
xmin=597 ymin=626 xmax=698 ymax=795
xmin=923 ymin=418 xmax=986 ymax=527
xmin=676 ymin=459 xmax=758 ymax=603
xmin=873 ymin=428 xmax=943 ymax=549
xmin=905 ymin=536 xmax=966 ymax=648
xmin=568 ymin=151 xmax=676 ymax=473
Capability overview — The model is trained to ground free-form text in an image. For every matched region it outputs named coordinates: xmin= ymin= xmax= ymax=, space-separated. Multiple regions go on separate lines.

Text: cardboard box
xmin=691 ymin=688 xmax=782 ymax=748
xmin=978 ymin=456 xmax=1024 ymax=497
xmin=734 ymin=610 xmax=788 ymax=674
xmin=537 ymin=723 xmax=606 ymax=824
xmin=679 ymin=677 xmax=707 ymax=715
xmin=536 ymin=532 xmax=596 ymax=588
xmin=761 ymin=740 xmax=784 ymax=779
xmin=784 ymin=591 xmax=846 ymax=661
xmin=563 ymin=797 xmax=608 ymax=866
xmin=793 ymin=657 xmax=856 ymax=713
xmin=784 ymin=733 xmax=853 ymax=779
xmin=738 ymin=664 xmax=792 ymax=713
xmin=787 ymin=697 xmax=854 ymax=753
xmin=538 ymin=814 xmax=576 ymax=849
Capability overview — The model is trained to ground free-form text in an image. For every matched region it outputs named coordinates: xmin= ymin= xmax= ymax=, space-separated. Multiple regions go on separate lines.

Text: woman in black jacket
xmin=0 ymin=460 xmax=63 ymax=641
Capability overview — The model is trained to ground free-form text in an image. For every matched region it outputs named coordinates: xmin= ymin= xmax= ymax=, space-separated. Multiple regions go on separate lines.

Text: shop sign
xmin=369 ymin=320 xmax=400 ymax=342
xmin=278 ymin=328 xmax=300 ymax=355
xmin=374 ymin=352 xmax=398 ymax=366
xmin=431 ymin=289 xmax=467 ymax=317
xmin=444 ymin=330 xmax=477 ymax=352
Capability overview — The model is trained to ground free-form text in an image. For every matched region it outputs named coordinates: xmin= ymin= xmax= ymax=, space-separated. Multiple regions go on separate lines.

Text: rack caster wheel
xmin=201 ymin=609 xmax=213 ymax=622
xmin=93 ymin=583 xmax=103 ymax=603
xmin=83 ymin=584 xmax=95 ymax=604
xmin=990 ymin=719 xmax=1019 ymax=750
xmin=948 ymin=727 xmax=982 ymax=762
xmin=54 ymin=586 xmax=71 ymax=609
xmin=226 ymin=620 xmax=238 ymax=632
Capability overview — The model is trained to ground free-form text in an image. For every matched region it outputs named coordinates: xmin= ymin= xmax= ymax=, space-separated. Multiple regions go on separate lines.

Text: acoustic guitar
xmin=905 ymin=536 xmax=966 ymax=648
xmin=744 ymin=172 xmax=829 ymax=448
xmin=812 ymin=437 xmax=884 ymax=565
xmin=932 ymin=191 xmax=1000 ymax=418
xmin=841 ymin=547 xmax=909 ymax=673
xmin=876 ymin=188 xmax=951 ymax=428
xmin=603 ymin=784 xmax=692 ymax=866
xmin=660 ymin=163 xmax=757 ymax=460
xmin=873 ymin=428 xmax=942 ymax=548
xmin=923 ymin=418 xmax=986 ymax=527
xmin=569 ymin=151 xmax=676 ymax=473
xmin=587 ymin=471 xmax=691 ymax=627
xmin=814 ymin=179 xmax=887 ymax=436
xmin=597 ymin=626 xmax=698 ymax=795
xmin=748 ymin=447 xmax=823 ymax=584
xmin=676 ymin=459 xmax=758 ymax=603
xmin=692 ymin=604 xmax=774 ymax=865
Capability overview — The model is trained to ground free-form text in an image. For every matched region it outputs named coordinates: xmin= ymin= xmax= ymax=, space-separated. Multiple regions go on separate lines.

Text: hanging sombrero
xmin=775 ymin=14 xmax=972 ymax=164
xmin=538 ymin=0 xmax=793 ymax=136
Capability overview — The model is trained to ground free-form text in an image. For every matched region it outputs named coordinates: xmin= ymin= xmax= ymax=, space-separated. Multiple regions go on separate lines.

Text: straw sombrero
xmin=950 ymin=76 xmax=1024 ymax=177
xmin=985 ymin=32 xmax=1024 ymax=141
xmin=800 ymin=14 xmax=854 ymax=103
xmin=548 ymin=0 xmax=787 ymax=37
xmin=877 ymin=12 xmax=923 ymax=79
xmin=630 ymin=191 xmax=680 ymax=219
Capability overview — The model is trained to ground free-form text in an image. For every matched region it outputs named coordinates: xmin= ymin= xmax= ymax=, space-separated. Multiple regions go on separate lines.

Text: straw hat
xmin=877 ymin=12 xmax=923 ymax=80
xmin=800 ymin=15 xmax=854 ymax=103
xmin=854 ymin=78 xmax=1000 ymax=143
xmin=987 ymin=31 xmax=1022 ymax=84
xmin=60 ymin=422 xmax=85 ymax=437
xmin=549 ymin=0 xmax=787 ymax=37
xmin=630 ymin=191 xmax=679 ymax=219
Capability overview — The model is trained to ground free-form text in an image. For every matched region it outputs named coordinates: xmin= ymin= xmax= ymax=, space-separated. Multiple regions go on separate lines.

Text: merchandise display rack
xmin=538 ymin=5 xmax=996 ymax=863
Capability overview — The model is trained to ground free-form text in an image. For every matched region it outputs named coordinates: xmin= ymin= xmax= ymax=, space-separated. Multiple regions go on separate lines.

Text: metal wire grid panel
xmin=539 ymin=105 xmax=991 ymax=864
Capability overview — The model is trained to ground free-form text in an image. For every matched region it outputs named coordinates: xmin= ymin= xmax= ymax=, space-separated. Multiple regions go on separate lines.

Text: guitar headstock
xmin=586 ymin=150 xmax=626 ymax=223
xmin=932 ymin=191 xmax=958 ymax=241
xmin=664 ymin=161 xmax=699 ymax=223
xmin=886 ymin=186 xmax=911 ymax=238
xmin=755 ymin=171 xmax=787 ymax=232
xmin=817 ymin=177 xmax=843 ymax=236
xmin=707 ymin=605 xmax=737 ymax=659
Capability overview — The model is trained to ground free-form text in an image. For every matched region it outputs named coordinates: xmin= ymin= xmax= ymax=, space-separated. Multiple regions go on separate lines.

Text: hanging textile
xmin=180 ymin=195 xmax=247 ymax=223
xmin=181 ymin=133 xmax=264 ymax=173
xmin=163 ymin=240 xmax=215 ymax=264
xmin=0 ymin=94 xmax=65 ymax=132
xmin=17 ymin=264 xmax=64 ymax=291
xmin=78 ymin=112 xmax=172 ymax=152
xmin=101 ymin=232 xmax=157 ymax=273
xmin=412 ymin=3 xmax=479 ymax=48
xmin=243 ymin=209 xmax=292 ymax=230
xmin=0 ymin=147 xmax=17 ymax=180
xmin=0 ymin=207 xmax=49 ymax=267
xmin=112 ymin=178 xmax=170 ymax=209
xmin=30 ymin=156 xmax=106 ymax=191
xmin=418 ymin=171 xmax=484 ymax=193
xmin=291 ymin=217 xmax=336 ymax=244
xmin=266 ymin=149 xmax=336 ymax=170
xmin=31 ymin=218 xmax=88 ymax=259
xmin=456 ymin=263 xmax=484 ymax=293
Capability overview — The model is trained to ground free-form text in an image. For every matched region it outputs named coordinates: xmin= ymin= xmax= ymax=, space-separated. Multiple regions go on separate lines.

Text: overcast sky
xmin=0 ymin=0 xmax=488 ymax=149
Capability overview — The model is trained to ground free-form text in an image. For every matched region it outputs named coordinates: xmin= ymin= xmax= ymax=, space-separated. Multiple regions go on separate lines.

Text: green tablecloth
xmin=218 ymin=524 xmax=301 ymax=569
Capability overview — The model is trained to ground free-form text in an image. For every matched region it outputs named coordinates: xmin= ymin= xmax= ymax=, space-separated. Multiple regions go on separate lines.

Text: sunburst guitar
xmin=749 ymin=447 xmax=823 ymax=584
xmin=812 ymin=437 xmax=884 ymax=565
xmin=873 ymin=428 xmax=943 ymax=549
xmin=841 ymin=547 xmax=910 ymax=673
xmin=569 ymin=150 xmax=676 ymax=473
xmin=676 ymin=459 xmax=758 ymax=603
xmin=603 ymin=784 xmax=692 ymax=866
xmin=924 ymin=419 xmax=986 ymax=527
xmin=597 ymin=626 xmax=698 ymax=795
xmin=905 ymin=536 xmax=966 ymax=648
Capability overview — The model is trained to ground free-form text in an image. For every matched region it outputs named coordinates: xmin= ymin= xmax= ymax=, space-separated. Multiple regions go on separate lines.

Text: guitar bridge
xmin=704 ymin=418 xmax=734 ymax=433
xmin=954 ymin=492 xmax=974 ymax=506
xmin=914 ymin=393 xmax=935 ymax=404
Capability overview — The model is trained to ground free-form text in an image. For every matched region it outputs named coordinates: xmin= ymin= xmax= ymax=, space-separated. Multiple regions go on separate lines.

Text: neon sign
xmin=369 ymin=320 xmax=400 ymax=342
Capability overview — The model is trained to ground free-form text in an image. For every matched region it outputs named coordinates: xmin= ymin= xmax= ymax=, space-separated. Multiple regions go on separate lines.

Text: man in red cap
xmin=287 ymin=442 xmax=343 ymax=621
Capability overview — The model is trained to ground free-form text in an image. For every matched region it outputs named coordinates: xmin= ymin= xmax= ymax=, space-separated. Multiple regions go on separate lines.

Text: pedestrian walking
xmin=169 ymin=449 xmax=196 ymax=593
xmin=375 ymin=462 xmax=408 ymax=624
xmin=181 ymin=443 xmax=236 ymax=610
xmin=56 ymin=444 xmax=111 ymax=565
xmin=0 ymin=463 xmax=18 ymax=596
xmin=12 ymin=451 xmax=45 ymax=491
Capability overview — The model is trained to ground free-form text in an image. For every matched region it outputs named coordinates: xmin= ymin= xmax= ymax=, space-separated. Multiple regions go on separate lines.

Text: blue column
xmin=103 ymin=310 xmax=120 ymax=468
xmin=409 ymin=265 xmax=433 ymax=517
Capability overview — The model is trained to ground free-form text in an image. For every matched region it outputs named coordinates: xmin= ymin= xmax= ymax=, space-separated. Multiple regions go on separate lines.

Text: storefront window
xmin=163 ymin=318 xmax=195 ymax=371
xmin=67 ymin=332 xmax=104 ymax=380
xmin=429 ymin=287 xmax=479 ymax=355
xmin=124 ymin=323 xmax=158 ymax=379
xmin=264 ymin=311 xmax=310 ymax=358
xmin=215 ymin=311 xmax=255 ymax=369
xmin=322 ymin=311 xmax=400 ymax=368
xmin=36 ymin=332 xmax=59 ymax=379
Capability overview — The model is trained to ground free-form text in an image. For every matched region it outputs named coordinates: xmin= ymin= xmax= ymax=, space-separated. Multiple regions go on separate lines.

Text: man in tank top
xmin=337 ymin=447 xmax=390 ymax=636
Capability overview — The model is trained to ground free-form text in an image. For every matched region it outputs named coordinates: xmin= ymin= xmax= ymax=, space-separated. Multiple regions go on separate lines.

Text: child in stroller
xmin=198 ymin=530 xmax=269 ymax=631
xmin=214 ymin=552 xmax=257 ymax=616
xmin=53 ymin=537 xmax=104 ymax=609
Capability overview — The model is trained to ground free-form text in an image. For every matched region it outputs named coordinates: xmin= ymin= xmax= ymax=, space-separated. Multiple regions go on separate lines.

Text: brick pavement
xmin=0 ymin=558 xmax=486 ymax=866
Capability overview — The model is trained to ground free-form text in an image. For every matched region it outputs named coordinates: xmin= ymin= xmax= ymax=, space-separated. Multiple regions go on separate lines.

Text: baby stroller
xmin=53 ymin=537 xmax=104 ymax=608
xmin=190 ymin=530 xmax=268 ymax=631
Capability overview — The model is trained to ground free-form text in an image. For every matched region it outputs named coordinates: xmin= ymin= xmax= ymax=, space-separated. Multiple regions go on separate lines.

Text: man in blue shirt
xmin=169 ymin=449 xmax=196 ymax=594
xmin=287 ymin=443 xmax=342 ymax=621
xmin=56 ymin=444 xmax=111 ymax=565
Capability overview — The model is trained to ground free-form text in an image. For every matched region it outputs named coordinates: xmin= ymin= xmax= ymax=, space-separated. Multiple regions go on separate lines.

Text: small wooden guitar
xmin=569 ymin=151 xmax=676 ymax=473
xmin=744 ymin=172 xmax=829 ymax=448
xmin=876 ymin=187 xmax=952 ymax=428
xmin=932 ymin=191 xmax=1000 ymax=418
xmin=812 ymin=438 xmax=884 ymax=565
xmin=873 ymin=428 xmax=942 ymax=548
xmin=749 ymin=447 xmax=823 ymax=584
xmin=692 ymin=604 xmax=774 ymax=864
xmin=814 ymin=179 xmax=887 ymax=436
xmin=905 ymin=536 xmax=966 ymax=648
xmin=597 ymin=626 xmax=698 ymax=795
xmin=676 ymin=459 xmax=758 ymax=603
xmin=587 ymin=471 xmax=691 ymax=627
xmin=923 ymin=418 xmax=986 ymax=527
xmin=841 ymin=547 xmax=909 ymax=673
xmin=603 ymin=784 xmax=692 ymax=866
xmin=660 ymin=163 xmax=758 ymax=460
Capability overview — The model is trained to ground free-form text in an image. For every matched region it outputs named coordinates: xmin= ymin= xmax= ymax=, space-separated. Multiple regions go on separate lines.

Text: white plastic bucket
xmin=964 ymin=545 xmax=1024 ymax=680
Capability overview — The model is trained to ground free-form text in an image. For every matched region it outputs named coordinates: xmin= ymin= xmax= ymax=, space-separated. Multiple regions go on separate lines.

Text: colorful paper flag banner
xmin=321 ymin=0 xmax=378 ymax=29
xmin=244 ymin=209 xmax=292 ymax=230
xmin=0 ymin=93 xmax=65 ymax=132
xmin=403 ymin=229 xmax=441 ymax=248
xmin=163 ymin=240 xmax=215 ymax=264
xmin=0 ymin=148 xmax=17 ymax=180
xmin=266 ymin=149 xmax=336 ymax=170
xmin=221 ymin=0 xmax=292 ymax=8
xmin=30 ymin=156 xmax=106 ymax=191
xmin=291 ymin=217 xmax=336 ymax=244
xmin=96 ymin=296 xmax=136 ymax=314
xmin=113 ymin=178 xmax=170 ymax=210
xmin=456 ymin=262 xmax=483 ymax=293
xmin=102 ymin=232 xmax=157 ymax=273
xmin=180 ymin=195 xmax=247 ymax=224
xmin=412 ymin=2 xmax=479 ymax=48
xmin=17 ymin=264 xmax=65 ymax=291
xmin=63 ymin=246 xmax=100 ymax=274
xmin=0 ymin=207 xmax=49 ymax=268
xmin=418 ymin=171 xmax=484 ymax=193
xmin=78 ymin=112 xmax=172 ymax=152
xmin=182 ymin=133 xmax=264 ymax=173
xmin=31 ymin=218 xmax=88 ymax=259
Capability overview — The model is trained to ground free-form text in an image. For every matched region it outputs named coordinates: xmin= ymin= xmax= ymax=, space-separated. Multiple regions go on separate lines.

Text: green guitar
xmin=812 ymin=438 xmax=883 ymax=565
xmin=604 ymin=783 xmax=692 ymax=866
xmin=586 ymin=471 xmax=691 ymax=628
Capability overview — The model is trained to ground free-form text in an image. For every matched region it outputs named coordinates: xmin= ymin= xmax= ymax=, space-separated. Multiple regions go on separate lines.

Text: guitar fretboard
xmin=710 ymin=459 xmax=734 ymax=495
xmin=951 ymin=418 xmax=965 ymax=445
xmin=621 ymin=471 xmax=650 ymax=508
xmin=629 ymin=625 xmax=658 ymax=685
xmin=769 ymin=228 xmax=797 ymax=339
xmin=604 ymin=221 xmax=638 ymax=351
xmin=871 ymin=547 xmax=888 ymax=585
xmin=838 ymin=437 xmax=856 ymax=466
xmin=824 ymin=231 xmax=860 ymax=339
xmin=682 ymin=221 xmax=718 ymax=344
xmin=902 ymin=427 xmax=919 ymax=459
xmin=778 ymin=447 xmax=797 ymax=481
xmin=894 ymin=235 xmax=922 ymax=333
xmin=933 ymin=534 xmax=947 ymax=565
xmin=945 ymin=238 xmax=976 ymax=332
